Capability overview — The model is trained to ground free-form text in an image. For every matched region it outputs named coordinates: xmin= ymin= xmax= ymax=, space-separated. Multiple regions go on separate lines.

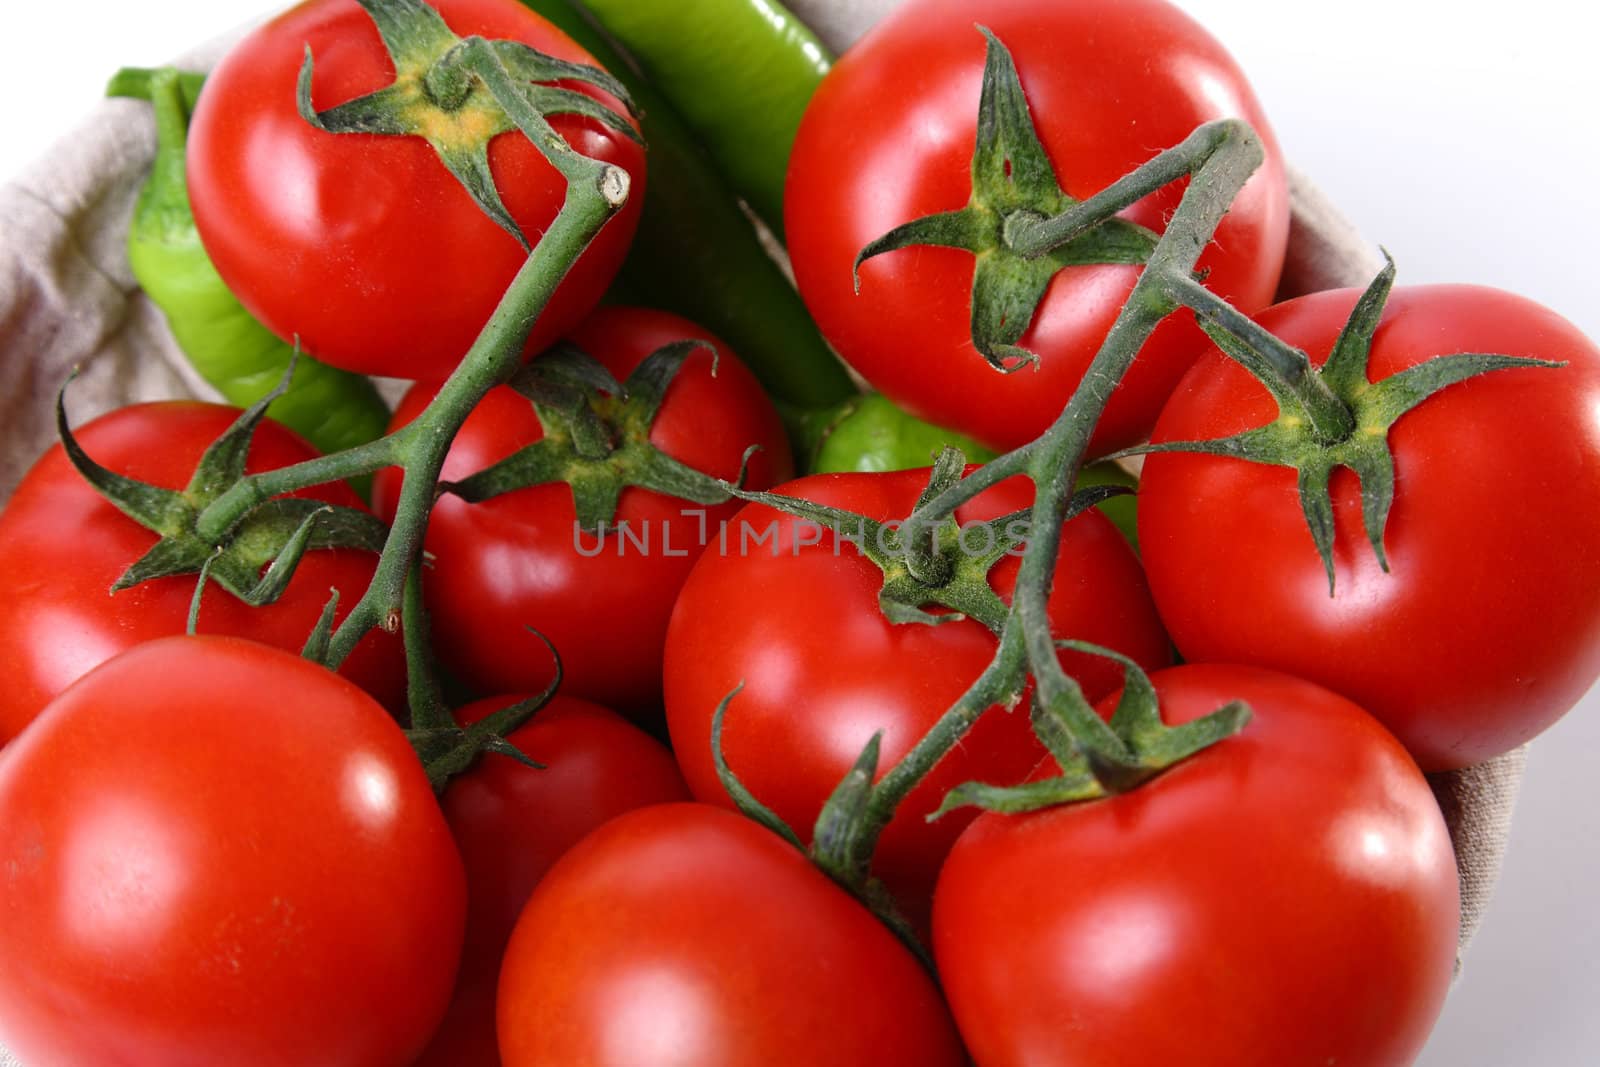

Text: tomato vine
xmin=64 ymin=0 xmax=1563 ymax=950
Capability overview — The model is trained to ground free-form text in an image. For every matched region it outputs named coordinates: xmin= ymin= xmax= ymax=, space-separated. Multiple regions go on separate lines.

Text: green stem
xmin=197 ymin=432 xmax=412 ymax=533
xmin=904 ymin=441 xmax=1037 ymax=525
xmin=852 ymin=118 xmax=1267 ymax=866
xmin=323 ymin=159 xmax=626 ymax=668
xmin=1014 ymin=119 xmax=1263 ymax=733
xmin=860 ymin=624 xmax=1029 ymax=834
xmin=902 ymin=526 xmax=952 ymax=586
xmin=1165 ymin=274 xmax=1355 ymax=442
xmin=1003 ymin=120 xmax=1236 ymax=259
xmin=144 ymin=69 xmax=193 ymax=178
xmin=194 ymin=35 xmax=631 ymax=673
xmin=402 ymin=556 xmax=452 ymax=731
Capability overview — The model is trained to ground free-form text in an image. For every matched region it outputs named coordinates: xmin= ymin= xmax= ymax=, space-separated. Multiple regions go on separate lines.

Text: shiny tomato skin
xmin=1139 ymin=285 xmax=1600 ymax=771
xmin=0 ymin=635 xmax=466 ymax=1067
xmin=188 ymin=0 xmax=645 ymax=380
xmin=785 ymin=0 xmax=1289 ymax=456
xmin=417 ymin=694 xmax=689 ymax=1067
xmin=372 ymin=306 xmax=792 ymax=713
xmin=663 ymin=468 xmax=1171 ymax=919
xmin=933 ymin=664 xmax=1460 ymax=1067
xmin=496 ymin=803 xmax=967 ymax=1067
xmin=0 ymin=401 xmax=404 ymax=746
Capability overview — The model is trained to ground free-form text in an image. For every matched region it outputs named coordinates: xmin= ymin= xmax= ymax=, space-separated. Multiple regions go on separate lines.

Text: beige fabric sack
xmin=0 ymin=3 xmax=1524 ymax=1064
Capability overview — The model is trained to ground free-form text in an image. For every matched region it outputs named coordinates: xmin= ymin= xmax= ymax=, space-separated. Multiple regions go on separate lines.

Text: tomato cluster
xmin=1 ymin=0 xmax=1597 ymax=1065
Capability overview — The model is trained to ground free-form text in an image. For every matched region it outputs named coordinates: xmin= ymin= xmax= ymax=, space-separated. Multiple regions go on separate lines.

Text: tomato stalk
xmin=1163 ymin=274 xmax=1355 ymax=443
xmin=851 ymin=27 xmax=1161 ymax=375
xmin=791 ymin=117 xmax=1274 ymax=904
xmin=443 ymin=341 xmax=754 ymax=533
xmin=401 ymin=557 xmax=452 ymax=732
xmin=1002 ymin=121 xmax=1266 ymax=765
xmin=54 ymin=374 xmax=390 ymax=603
xmin=1124 ymin=255 xmax=1562 ymax=593
xmin=694 ymin=44 xmax=1272 ymax=935
xmin=397 ymin=553 xmax=563 ymax=791
xmin=194 ymin=32 xmax=633 ymax=672
xmin=819 ymin=91 xmax=1544 ymax=906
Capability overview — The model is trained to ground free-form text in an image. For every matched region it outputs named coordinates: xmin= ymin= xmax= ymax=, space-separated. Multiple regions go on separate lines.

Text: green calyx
xmin=57 ymin=377 xmax=388 ymax=607
xmin=1125 ymin=256 xmax=1564 ymax=592
xmin=934 ymin=643 xmax=1251 ymax=819
xmin=409 ymin=713 xmax=547 ymax=793
xmin=709 ymin=688 xmax=931 ymax=969
xmin=444 ymin=342 xmax=749 ymax=531
xmin=396 ymin=558 xmax=557 ymax=793
xmin=407 ymin=663 xmax=557 ymax=793
xmin=298 ymin=0 xmax=640 ymax=250
xmin=854 ymin=26 xmax=1158 ymax=372
xmin=723 ymin=448 xmax=1130 ymax=635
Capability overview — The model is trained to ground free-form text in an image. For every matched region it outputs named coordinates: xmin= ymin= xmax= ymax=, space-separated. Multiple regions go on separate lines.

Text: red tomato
xmin=417 ymin=694 xmax=689 ymax=1066
xmin=663 ymin=467 xmax=1171 ymax=920
xmin=933 ymin=664 xmax=1460 ymax=1067
xmin=0 ymin=401 xmax=404 ymax=746
xmin=373 ymin=306 xmax=792 ymax=713
xmin=496 ymin=803 xmax=967 ymax=1066
xmin=0 ymin=635 xmax=465 ymax=1067
xmin=786 ymin=0 xmax=1289 ymax=456
xmin=1139 ymin=285 xmax=1600 ymax=771
xmin=187 ymin=0 xmax=645 ymax=380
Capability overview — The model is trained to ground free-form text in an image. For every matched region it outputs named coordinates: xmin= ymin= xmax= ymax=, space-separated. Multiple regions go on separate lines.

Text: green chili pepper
xmin=519 ymin=0 xmax=854 ymax=410
xmin=808 ymin=392 xmax=1141 ymax=548
xmin=1071 ymin=459 xmax=1140 ymax=552
xmin=809 ymin=393 xmax=1000 ymax=475
xmin=572 ymin=0 xmax=829 ymax=244
xmin=107 ymin=67 xmax=391 ymax=471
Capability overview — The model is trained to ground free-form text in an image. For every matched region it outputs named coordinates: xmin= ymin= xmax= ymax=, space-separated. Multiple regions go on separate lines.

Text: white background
xmin=1 ymin=1 xmax=1595 ymax=1063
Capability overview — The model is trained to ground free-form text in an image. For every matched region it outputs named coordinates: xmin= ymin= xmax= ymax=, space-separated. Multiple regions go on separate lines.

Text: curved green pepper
xmin=1071 ymin=459 xmax=1140 ymax=552
xmin=573 ymin=0 xmax=829 ymax=243
xmin=808 ymin=393 xmax=1141 ymax=548
xmin=518 ymin=0 xmax=854 ymax=410
xmin=809 ymin=393 xmax=1000 ymax=474
xmin=108 ymin=67 xmax=391 ymax=467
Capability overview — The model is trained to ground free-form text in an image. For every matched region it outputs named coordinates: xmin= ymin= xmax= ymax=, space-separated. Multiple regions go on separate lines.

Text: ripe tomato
xmin=933 ymin=664 xmax=1460 ymax=1067
xmin=785 ymin=0 xmax=1289 ymax=456
xmin=0 ymin=635 xmax=466 ymax=1067
xmin=417 ymin=694 xmax=689 ymax=1066
xmin=0 ymin=401 xmax=404 ymax=746
xmin=495 ymin=803 xmax=967 ymax=1066
xmin=373 ymin=306 xmax=792 ymax=713
xmin=663 ymin=467 xmax=1171 ymax=920
xmin=1139 ymin=285 xmax=1600 ymax=771
xmin=187 ymin=0 xmax=645 ymax=380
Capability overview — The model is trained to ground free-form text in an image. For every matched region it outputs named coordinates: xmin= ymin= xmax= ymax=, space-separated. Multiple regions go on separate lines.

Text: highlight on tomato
xmin=0 ymin=635 xmax=466 ymax=1067
xmin=417 ymin=693 xmax=690 ymax=1066
xmin=495 ymin=803 xmax=968 ymax=1067
xmin=186 ymin=0 xmax=647 ymax=380
xmin=786 ymin=0 xmax=1290 ymax=456
xmin=933 ymin=664 xmax=1461 ymax=1067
